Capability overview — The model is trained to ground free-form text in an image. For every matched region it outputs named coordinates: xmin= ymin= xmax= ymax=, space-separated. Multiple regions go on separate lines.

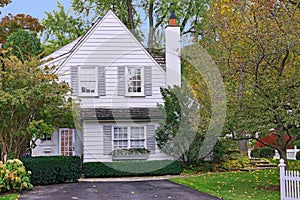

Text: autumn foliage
xmin=0 ymin=13 xmax=44 ymax=44
xmin=256 ymin=133 xmax=294 ymax=149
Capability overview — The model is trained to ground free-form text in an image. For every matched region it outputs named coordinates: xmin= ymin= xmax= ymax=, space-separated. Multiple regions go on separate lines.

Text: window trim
xmin=78 ymin=66 xmax=98 ymax=97
xmin=125 ymin=66 xmax=145 ymax=97
xmin=112 ymin=126 xmax=146 ymax=151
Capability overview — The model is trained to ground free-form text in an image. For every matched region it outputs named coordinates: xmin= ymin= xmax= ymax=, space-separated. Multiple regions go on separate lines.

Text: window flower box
xmin=112 ymin=148 xmax=150 ymax=161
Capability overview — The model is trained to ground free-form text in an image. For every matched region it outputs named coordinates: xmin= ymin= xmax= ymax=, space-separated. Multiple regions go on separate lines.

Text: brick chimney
xmin=165 ymin=11 xmax=181 ymax=87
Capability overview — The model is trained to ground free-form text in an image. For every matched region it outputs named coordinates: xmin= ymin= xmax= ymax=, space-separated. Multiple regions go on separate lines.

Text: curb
xmin=78 ymin=175 xmax=190 ymax=182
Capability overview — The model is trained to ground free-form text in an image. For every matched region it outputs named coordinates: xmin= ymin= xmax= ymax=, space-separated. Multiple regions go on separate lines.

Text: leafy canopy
xmin=0 ymin=13 xmax=43 ymax=44
xmin=0 ymin=55 xmax=72 ymax=159
xmin=2 ymin=29 xmax=44 ymax=62
xmin=201 ymin=0 xmax=300 ymax=166
xmin=41 ymin=1 xmax=88 ymax=55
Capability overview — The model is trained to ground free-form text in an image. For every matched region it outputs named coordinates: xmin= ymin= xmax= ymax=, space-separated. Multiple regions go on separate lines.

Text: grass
xmin=0 ymin=193 xmax=18 ymax=200
xmin=171 ymin=169 xmax=280 ymax=200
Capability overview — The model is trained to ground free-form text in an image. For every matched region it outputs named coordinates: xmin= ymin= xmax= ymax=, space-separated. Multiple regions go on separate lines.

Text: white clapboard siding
xmin=31 ymin=130 xmax=60 ymax=157
xmin=54 ymin=10 xmax=166 ymax=108
xmin=83 ymin=121 xmax=105 ymax=163
xmin=83 ymin=121 xmax=171 ymax=163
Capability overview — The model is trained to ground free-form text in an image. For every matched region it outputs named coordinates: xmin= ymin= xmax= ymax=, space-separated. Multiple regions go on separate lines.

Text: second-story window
xmin=125 ymin=66 xmax=144 ymax=96
xmin=79 ymin=66 xmax=98 ymax=96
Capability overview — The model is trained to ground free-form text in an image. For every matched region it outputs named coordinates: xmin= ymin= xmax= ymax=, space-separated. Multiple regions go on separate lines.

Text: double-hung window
xmin=125 ymin=67 xmax=144 ymax=96
xmin=113 ymin=126 xmax=145 ymax=150
xmin=79 ymin=66 xmax=98 ymax=96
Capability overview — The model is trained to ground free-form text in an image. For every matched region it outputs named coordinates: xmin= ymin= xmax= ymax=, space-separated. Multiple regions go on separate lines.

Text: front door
xmin=59 ymin=128 xmax=75 ymax=156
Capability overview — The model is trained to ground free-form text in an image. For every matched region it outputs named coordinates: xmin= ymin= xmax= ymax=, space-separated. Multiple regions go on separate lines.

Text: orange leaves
xmin=0 ymin=13 xmax=44 ymax=44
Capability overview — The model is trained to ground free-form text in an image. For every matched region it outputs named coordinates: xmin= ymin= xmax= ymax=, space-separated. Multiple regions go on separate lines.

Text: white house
xmin=32 ymin=10 xmax=181 ymax=163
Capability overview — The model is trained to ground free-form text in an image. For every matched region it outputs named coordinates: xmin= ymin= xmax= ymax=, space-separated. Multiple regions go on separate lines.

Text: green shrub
xmin=84 ymin=160 xmax=181 ymax=178
xmin=250 ymin=148 xmax=261 ymax=158
xmin=0 ymin=159 xmax=33 ymax=192
xmin=295 ymin=141 xmax=300 ymax=149
xmin=211 ymin=139 xmax=241 ymax=163
xmin=21 ymin=156 xmax=82 ymax=185
xmin=296 ymin=151 xmax=300 ymax=160
xmin=221 ymin=157 xmax=251 ymax=170
xmin=183 ymin=161 xmax=217 ymax=174
xmin=250 ymin=147 xmax=275 ymax=158
xmin=259 ymin=147 xmax=275 ymax=158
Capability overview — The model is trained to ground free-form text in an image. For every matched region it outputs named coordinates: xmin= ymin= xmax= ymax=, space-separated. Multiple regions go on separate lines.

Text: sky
xmin=0 ymin=0 xmax=71 ymax=20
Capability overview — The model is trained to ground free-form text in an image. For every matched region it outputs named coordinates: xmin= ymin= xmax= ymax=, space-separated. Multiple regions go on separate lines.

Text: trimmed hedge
xmin=250 ymin=147 xmax=275 ymax=158
xmin=21 ymin=156 xmax=82 ymax=185
xmin=84 ymin=160 xmax=181 ymax=178
xmin=259 ymin=147 xmax=275 ymax=158
xmin=250 ymin=148 xmax=260 ymax=158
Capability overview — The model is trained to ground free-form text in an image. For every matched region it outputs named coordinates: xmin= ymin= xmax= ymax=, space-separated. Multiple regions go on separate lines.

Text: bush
xmin=259 ymin=147 xmax=275 ymax=158
xmin=221 ymin=157 xmax=251 ymax=170
xmin=295 ymin=141 xmax=300 ymax=149
xmin=296 ymin=151 xmax=300 ymax=160
xmin=250 ymin=147 xmax=275 ymax=158
xmin=182 ymin=161 xmax=217 ymax=174
xmin=21 ymin=156 xmax=82 ymax=185
xmin=84 ymin=160 xmax=181 ymax=178
xmin=211 ymin=139 xmax=241 ymax=163
xmin=0 ymin=159 xmax=33 ymax=192
xmin=250 ymin=148 xmax=261 ymax=158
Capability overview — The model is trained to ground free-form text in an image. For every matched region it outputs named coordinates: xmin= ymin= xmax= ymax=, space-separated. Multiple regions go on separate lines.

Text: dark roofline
xmin=81 ymin=107 xmax=164 ymax=121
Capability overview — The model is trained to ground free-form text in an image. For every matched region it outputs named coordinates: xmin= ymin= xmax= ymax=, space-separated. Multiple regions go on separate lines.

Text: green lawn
xmin=0 ymin=193 xmax=18 ymax=200
xmin=171 ymin=169 xmax=280 ymax=200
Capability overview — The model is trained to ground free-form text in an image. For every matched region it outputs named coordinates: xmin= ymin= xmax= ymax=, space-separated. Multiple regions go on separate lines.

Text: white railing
xmin=248 ymin=146 xmax=300 ymax=160
xmin=279 ymin=159 xmax=300 ymax=200
xmin=275 ymin=147 xmax=300 ymax=160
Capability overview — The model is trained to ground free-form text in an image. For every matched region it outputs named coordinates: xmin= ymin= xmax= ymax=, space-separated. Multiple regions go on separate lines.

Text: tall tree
xmin=3 ymin=30 xmax=44 ymax=62
xmin=201 ymin=0 xmax=300 ymax=166
xmin=0 ymin=55 xmax=71 ymax=161
xmin=141 ymin=0 xmax=211 ymax=52
xmin=71 ymin=0 xmax=211 ymax=51
xmin=41 ymin=1 xmax=88 ymax=55
xmin=156 ymin=84 xmax=202 ymax=164
xmin=71 ymin=0 xmax=140 ymax=32
xmin=0 ymin=14 xmax=43 ymax=44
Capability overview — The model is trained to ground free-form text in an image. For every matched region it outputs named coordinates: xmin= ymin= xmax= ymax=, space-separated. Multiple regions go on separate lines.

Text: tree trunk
xmin=147 ymin=2 xmax=154 ymax=53
xmin=236 ymin=65 xmax=248 ymax=154
xmin=126 ymin=0 xmax=135 ymax=34
xmin=1 ymin=142 xmax=7 ymax=163
xmin=278 ymin=149 xmax=288 ymax=169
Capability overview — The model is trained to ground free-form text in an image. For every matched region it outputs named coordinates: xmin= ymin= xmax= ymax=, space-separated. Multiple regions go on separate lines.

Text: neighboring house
xmin=32 ymin=10 xmax=181 ymax=163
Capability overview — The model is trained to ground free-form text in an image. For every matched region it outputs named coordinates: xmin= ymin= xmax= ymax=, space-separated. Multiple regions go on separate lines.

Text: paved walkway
xmin=20 ymin=179 xmax=223 ymax=200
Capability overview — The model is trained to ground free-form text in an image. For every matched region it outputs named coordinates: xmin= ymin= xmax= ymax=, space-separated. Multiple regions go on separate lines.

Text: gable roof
xmin=44 ymin=10 xmax=165 ymax=72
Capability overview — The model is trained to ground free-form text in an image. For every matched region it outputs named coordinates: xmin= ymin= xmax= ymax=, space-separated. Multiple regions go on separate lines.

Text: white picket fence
xmin=279 ymin=159 xmax=300 ymax=200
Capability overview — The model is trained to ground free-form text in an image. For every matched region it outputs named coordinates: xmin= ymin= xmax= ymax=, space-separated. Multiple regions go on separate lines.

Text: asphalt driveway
xmin=19 ymin=180 xmax=222 ymax=200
